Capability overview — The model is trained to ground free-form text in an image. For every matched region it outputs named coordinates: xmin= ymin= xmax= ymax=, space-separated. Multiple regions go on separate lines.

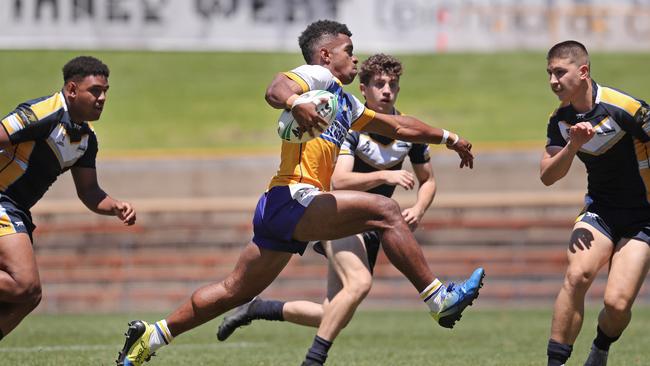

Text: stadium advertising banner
xmin=1 ymin=0 xmax=649 ymax=52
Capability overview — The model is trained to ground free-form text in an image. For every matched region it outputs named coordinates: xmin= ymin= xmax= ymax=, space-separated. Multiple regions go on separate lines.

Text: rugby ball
xmin=278 ymin=90 xmax=338 ymax=143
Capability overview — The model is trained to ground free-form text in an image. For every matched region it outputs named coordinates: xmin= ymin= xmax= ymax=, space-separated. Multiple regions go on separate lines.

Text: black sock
xmin=304 ymin=335 xmax=332 ymax=365
xmin=593 ymin=326 xmax=620 ymax=352
xmin=251 ymin=299 xmax=285 ymax=321
xmin=0 ymin=327 xmax=3 ymax=341
xmin=547 ymin=339 xmax=572 ymax=366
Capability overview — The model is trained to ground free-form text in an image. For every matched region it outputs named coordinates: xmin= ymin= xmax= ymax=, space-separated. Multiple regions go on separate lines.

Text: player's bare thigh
xmin=323 ymin=235 xmax=371 ymax=300
xmin=293 ymin=190 xmax=399 ymax=242
xmin=605 ymin=238 xmax=650 ymax=306
xmin=0 ymin=233 xmax=40 ymax=299
xmin=565 ymin=221 xmax=614 ymax=276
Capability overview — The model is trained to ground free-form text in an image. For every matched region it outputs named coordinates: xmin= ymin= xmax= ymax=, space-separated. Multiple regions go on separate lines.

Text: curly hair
xmin=547 ymin=40 xmax=590 ymax=67
xmin=63 ymin=56 xmax=110 ymax=82
xmin=358 ymin=53 xmax=403 ymax=85
xmin=298 ymin=19 xmax=352 ymax=63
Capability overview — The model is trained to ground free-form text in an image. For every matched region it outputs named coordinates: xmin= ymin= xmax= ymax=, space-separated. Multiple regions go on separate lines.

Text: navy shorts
xmin=577 ymin=201 xmax=650 ymax=245
xmin=313 ymin=230 xmax=381 ymax=274
xmin=252 ymin=184 xmax=321 ymax=255
xmin=0 ymin=197 xmax=36 ymax=242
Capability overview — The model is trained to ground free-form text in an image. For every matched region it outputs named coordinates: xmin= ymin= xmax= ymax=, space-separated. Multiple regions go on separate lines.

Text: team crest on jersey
xmin=356 ymin=134 xmax=413 ymax=169
xmin=559 ymin=117 xmax=625 ymax=155
xmin=46 ymin=125 xmax=90 ymax=168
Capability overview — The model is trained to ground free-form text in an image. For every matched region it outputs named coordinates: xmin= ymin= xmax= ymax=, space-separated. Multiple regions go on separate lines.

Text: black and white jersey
xmin=547 ymin=80 xmax=650 ymax=208
xmin=0 ymin=91 xmax=98 ymax=211
xmin=339 ymin=130 xmax=430 ymax=198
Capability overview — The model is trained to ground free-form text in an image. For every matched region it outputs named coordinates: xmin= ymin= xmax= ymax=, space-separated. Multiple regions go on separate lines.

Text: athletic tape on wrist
xmin=441 ymin=129 xmax=450 ymax=144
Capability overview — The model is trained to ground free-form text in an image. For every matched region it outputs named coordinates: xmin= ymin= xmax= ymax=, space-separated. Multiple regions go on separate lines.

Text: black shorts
xmin=577 ymin=202 xmax=650 ymax=245
xmin=0 ymin=196 xmax=36 ymax=242
xmin=313 ymin=230 xmax=381 ymax=274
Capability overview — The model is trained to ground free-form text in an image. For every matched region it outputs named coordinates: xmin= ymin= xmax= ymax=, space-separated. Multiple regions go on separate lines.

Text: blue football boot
xmin=432 ymin=267 xmax=485 ymax=328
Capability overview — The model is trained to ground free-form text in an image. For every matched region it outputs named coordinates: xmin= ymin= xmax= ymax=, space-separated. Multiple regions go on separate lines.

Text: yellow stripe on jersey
xmin=600 ymin=87 xmax=642 ymax=116
xmin=634 ymin=139 xmax=650 ymax=204
xmin=0 ymin=142 xmax=35 ymax=190
xmin=350 ymin=108 xmax=375 ymax=132
xmin=0 ymin=93 xmax=64 ymax=137
xmin=29 ymin=93 xmax=65 ymax=121
xmin=0 ymin=211 xmax=17 ymax=237
xmin=283 ymin=72 xmax=310 ymax=93
xmin=1 ymin=114 xmax=24 ymax=135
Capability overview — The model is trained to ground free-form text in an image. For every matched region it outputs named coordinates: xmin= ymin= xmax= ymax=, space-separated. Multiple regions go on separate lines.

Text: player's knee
xmin=374 ymin=196 xmax=402 ymax=223
xmin=563 ymin=267 xmax=594 ymax=291
xmin=11 ymin=282 xmax=42 ymax=308
xmin=347 ymin=273 xmax=372 ymax=301
xmin=603 ymin=294 xmax=633 ymax=318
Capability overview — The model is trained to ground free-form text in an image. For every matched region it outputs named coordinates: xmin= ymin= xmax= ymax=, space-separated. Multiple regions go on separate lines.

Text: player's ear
xmin=65 ymin=81 xmax=78 ymax=98
xmin=359 ymin=83 xmax=366 ymax=97
xmin=578 ymin=64 xmax=590 ymax=79
xmin=319 ymin=47 xmax=331 ymax=64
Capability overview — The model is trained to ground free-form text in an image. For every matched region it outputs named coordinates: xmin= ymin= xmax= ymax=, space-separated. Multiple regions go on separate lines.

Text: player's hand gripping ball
xmin=278 ymin=90 xmax=338 ymax=143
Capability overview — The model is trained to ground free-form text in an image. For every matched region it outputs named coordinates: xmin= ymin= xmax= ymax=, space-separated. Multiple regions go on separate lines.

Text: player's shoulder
xmin=597 ymin=84 xmax=643 ymax=117
xmin=288 ymin=64 xmax=334 ymax=80
xmin=7 ymin=92 xmax=63 ymax=123
xmin=23 ymin=91 xmax=62 ymax=108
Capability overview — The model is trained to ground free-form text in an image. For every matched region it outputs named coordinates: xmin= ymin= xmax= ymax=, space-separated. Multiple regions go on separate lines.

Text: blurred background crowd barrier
xmin=1 ymin=0 xmax=650 ymax=52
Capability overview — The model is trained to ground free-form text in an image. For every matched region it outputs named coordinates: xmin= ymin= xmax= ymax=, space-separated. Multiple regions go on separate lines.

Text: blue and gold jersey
xmin=269 ymin=65 xmax=375 ymax=191
xmin=546 ymin=81 xmax=650 ymax=208
xmin=0 ymin=91 xmax=98 ymax=210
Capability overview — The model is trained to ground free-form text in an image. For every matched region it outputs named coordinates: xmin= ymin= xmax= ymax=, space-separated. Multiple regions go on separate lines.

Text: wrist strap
xmin=441 ymin=129 xmax=450 ymax=145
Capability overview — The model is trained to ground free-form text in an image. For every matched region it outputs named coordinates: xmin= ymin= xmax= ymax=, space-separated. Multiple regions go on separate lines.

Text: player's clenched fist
xmin=568 ymin=122 xmax=595 ymax=148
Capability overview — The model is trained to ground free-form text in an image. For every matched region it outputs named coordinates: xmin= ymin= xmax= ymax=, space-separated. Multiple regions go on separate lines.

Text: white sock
xmin=149 ymin=320 xmax=174 ymax=352
xmin=420 ymin=279 xmax=446 ymax=313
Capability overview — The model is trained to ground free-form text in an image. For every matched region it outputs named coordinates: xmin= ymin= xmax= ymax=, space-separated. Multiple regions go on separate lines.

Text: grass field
xmin=2 ymin=51 xmax=650 ymax=153
xmin=1 ymin=307 xmax=649 ymax=365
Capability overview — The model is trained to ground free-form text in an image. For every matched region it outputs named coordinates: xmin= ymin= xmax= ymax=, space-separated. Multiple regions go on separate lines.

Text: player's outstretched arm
xmin=362 ymin=113 xmax=473 ymax=169
xmin=71 ymin=167 xmax=136 ymax=225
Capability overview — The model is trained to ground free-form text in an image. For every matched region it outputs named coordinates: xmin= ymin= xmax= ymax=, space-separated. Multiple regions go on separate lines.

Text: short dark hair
xmin=298 ymin=19 xmax=352 ymax=63
xmin=547 ymin=40 xmax=590 ymax=67
xmin=62 ymin=56 xmax=109 ymax=83
xmin=359 ymin=53 xmax=403 ymax=85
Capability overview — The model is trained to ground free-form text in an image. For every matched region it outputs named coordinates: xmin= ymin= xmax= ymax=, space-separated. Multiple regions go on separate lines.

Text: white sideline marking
xmin=0 ymin=342 xmax=258 ymax=353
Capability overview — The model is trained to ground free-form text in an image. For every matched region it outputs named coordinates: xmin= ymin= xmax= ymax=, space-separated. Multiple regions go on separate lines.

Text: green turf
xmin=1 ymin=307 xmax=649 ymax=365
xmin=1 ymin=51 xmax=650 ymax=153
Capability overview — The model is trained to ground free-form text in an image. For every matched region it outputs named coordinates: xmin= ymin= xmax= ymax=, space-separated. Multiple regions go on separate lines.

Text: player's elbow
xmin=264 ymin=73 xmax=289 ymax=108
xmin=264 ymin=88 xmax=277 ymax=107
xmin=540 ymin=174 xmax=556 ymax=186
xmin=331 ymin=176 xmax=344 ymax=190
